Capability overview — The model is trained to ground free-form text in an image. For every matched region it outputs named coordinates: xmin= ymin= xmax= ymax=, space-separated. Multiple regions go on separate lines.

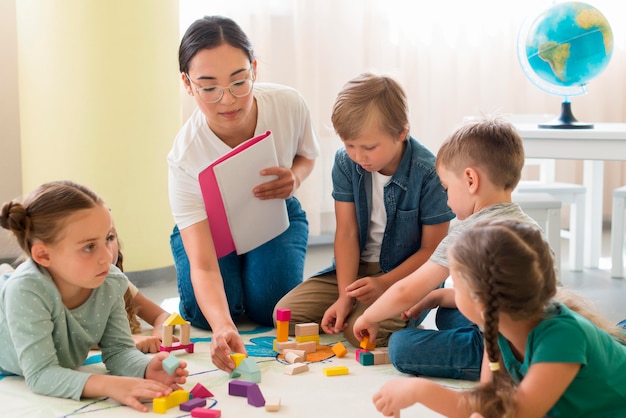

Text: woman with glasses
xmin=168 ymin=15 xmax=320 ymax=372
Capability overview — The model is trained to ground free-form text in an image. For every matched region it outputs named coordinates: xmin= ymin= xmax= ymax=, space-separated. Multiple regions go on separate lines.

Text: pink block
xmin=276 ymin=308 xmax=291 ymax=322
xmin=191 ymin=408 xmax=221 ymax=418
xmin=355 ymin=348 xmax=368 ymax=361
xmin=190 ymin=382 xmax=214 ymax=399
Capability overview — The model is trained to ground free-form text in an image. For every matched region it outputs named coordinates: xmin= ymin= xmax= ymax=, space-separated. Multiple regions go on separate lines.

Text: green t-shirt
xmin=499 ymin=302 xmax=626 ymax=417
xmin=0 ymin=259 xmax=150 ymax=400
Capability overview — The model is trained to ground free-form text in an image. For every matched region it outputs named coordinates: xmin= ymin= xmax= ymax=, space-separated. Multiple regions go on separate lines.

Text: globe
xmin=518 ymin=1 xmax=614 ymax=129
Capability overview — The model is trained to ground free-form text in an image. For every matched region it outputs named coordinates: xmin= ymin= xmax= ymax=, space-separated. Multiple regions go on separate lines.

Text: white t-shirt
xmin=361 ymin=171 xmax=391 ymax=262
xmin=168 ymin=83 xmax=320 ymax=230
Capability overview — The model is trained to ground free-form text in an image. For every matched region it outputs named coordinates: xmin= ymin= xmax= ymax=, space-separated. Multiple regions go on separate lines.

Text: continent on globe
xmin=518 ymin=2 xmax=614 ymax=129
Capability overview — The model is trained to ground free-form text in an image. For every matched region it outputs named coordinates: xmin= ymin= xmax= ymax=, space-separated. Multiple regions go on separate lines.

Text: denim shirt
xmin=322 ymin=136 xmax=454 ymax=274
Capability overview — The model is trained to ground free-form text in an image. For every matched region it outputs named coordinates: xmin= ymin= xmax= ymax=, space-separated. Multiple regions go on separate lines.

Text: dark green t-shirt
xmin=499 ymin=302 xmax=626 ymax=417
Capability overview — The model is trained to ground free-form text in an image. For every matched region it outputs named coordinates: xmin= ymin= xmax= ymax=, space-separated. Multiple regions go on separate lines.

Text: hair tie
xmin=489 ymin=362 xmax=500 ymax=372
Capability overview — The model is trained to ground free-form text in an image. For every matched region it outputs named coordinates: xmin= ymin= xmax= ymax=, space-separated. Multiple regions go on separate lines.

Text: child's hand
xmin=352 ymin=314 xmax=379 ymax=344
xmin=345 ymin=276 xmax=386 ymax=305
xmin=401 ymin=288 xmax=450 ymax=321
xmin=133 ymin=335 xmax=163 ymax=354
xmin=145 ymin=352 xmax=189 ymax=388
xmin=84 ymin=374 xmax=174 ymax=412
xmin=321 ymin=297 xmax=353 ymax=335
xmin=372 ymin=377 xmax=420 ymax=416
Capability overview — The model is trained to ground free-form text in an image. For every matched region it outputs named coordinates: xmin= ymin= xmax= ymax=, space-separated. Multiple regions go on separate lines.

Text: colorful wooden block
xmin=230 ymin=357 xmax=261 ymax=383
xmin=264 ymin=396 xmax=281 ymax=412
xmin=355 ymin=348 xmax=368 ymax=362
xmin=162 ymin=353 xmax=180 ymax=375
xmin=294 ymin=322 xmax=319 ymax=337
xmin=359 ymin=335 xmax=376 ymax=351
xmin=275 ymin=340 xmax=297 ymax=352
xmin=276 ymin=308 xmax=291 ymax=322
xmin=180 ymin=397 xmax=207 ymax=412
xmin=296 ymin=340 xmax=316 ymax=354
xmin=284 ymin=362 xmax=309 ymax=375
xmin=295 ymin=334 xmax=319 ymax=344
xmin=276 ymin=320 xmax=289 ymax=342
xmin=190 ymin=382 xmax=214 ymax=399
xmin=359 ymin=351 xmax=374 ymax=366
xmin=284 ymin=350 xmax=305 ymax=364
xmin=228 ymin=380 xmax=255 ymax=397
xmin=323 ymin=365 xmax=349 ymax=376
xmin=191 ymin=408 xmax=221 ymax=418
xmin=332 ymin=341 xmax=348 ymax=358
xmin=230 ymin=352 xmax=247 ymax=368
xmin=153 ymin=389 xmax=190 ymax=414
xmin=247 ymin=383 xmax=266 ymax=407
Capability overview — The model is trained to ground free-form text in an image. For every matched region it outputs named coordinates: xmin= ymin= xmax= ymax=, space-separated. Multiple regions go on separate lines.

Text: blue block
xmin=163 ymin=353 xmax=181 ymax=375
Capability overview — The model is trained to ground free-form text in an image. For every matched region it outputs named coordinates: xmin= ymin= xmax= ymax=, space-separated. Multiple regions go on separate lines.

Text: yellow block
xmin=323 ymin=366 xmax=349 ymax=376
xmin=152 ymin=389 xmax=190 ymax=414
xmin=295 ymin=334 xmax=320 ymax=344
xmin=230 ymin=352 xmax=247 ymax=368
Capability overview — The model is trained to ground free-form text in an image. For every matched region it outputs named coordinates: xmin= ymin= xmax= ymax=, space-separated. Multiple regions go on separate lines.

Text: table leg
xmin=583 ymin=160 xmax=603 ymax=268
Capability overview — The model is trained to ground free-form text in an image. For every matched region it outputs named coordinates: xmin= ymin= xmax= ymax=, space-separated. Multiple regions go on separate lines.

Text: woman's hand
xmin=253 ymin=166 xmax=298 ymax=200
xmin=210 ymin=325 xmax=247 ymax=372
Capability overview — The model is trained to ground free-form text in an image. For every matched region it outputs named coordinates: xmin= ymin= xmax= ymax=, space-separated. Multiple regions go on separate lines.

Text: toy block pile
xmin=159 ymin=312 xmax=195 ymax=354
xmin=355 ymin=336 xmax=391 ymax=366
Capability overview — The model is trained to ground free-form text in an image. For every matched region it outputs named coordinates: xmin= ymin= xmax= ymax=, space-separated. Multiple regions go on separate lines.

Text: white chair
xmin=611 ymin=186 xmax=626 ymax=278
xmin=512 ymin=192 xmax=562 ymax=274
xmin=507 ymin=114 xmax=586 ymax=271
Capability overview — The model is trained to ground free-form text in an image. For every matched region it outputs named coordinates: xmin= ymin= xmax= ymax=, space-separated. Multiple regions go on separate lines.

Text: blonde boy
xmin=353 ymin=115 xmax=543 ymax=380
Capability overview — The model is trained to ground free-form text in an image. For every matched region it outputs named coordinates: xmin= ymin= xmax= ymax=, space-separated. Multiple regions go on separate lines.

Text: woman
xmin=167 ymin=15 xmax=319 ymax=372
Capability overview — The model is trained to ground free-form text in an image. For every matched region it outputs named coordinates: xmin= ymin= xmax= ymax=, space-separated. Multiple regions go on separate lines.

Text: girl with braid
xmin=372 ymin=219 xmax=626 ymax=418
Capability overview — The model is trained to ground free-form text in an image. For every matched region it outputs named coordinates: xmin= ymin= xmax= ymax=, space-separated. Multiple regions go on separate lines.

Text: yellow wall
xmin=16 ymin=1 xmax=181 ymax=271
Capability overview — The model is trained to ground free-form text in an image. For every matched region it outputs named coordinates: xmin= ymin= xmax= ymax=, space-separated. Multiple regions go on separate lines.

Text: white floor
xmin=141 ymin=226 xmax=626 ymax=327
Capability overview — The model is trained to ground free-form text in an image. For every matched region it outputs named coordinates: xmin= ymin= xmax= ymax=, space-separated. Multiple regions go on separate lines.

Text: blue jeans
xmin=170 ymin=197 xmax=308 ymax=329
xmin=388 ymin=307 xmax=483 ymax=381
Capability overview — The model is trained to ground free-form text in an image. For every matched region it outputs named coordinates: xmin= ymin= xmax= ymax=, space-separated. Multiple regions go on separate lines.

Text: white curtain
xmin=179 ymin=0 xmax=626 ymax=236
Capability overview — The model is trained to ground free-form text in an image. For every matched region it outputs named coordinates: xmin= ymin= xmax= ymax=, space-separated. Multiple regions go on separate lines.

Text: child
xmin=372 ymin=218 xmax=626 ymax=418
xmin=353 ymin=115 xmax=543 ymax=380
xmin=274 ymin=73 xmax=454 ymax=347
xmin=0 ymin=181 xmax=188 ymax=412
xmin=107 ymin=224 xmax=173 ymax=353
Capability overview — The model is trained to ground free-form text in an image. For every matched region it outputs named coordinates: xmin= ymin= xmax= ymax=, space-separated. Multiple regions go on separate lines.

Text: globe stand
xmin=538 ymin=101 xmax=593 ymax=129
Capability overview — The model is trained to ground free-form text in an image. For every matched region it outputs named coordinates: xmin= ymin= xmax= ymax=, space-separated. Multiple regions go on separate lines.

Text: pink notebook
xmin=198 ymin=131 xmax=289 ymax=258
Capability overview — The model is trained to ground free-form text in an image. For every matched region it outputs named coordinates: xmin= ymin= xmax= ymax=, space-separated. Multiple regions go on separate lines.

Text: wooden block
xmin=265 ymin=396 xmax=281 ymax=412
xmin=332 ymin=341 xmax=348 ymax=358
xmin=247 ymin=383 xmax=266 ymax=407
xmin=228 ymin=380 xmax=255 ymax=397
xmin=296 ymin=340 xmax=316 ymax=354
xmin=372 ymin=348 xmax=391 ymax=365
xmin=323 ymin=365 xmax=349 ymax=376
xmin=162 ymin=353 xmax=180 ymax=375
xmin=276 ymin=308 xmax=291 ymax=322
xmin=191 ymin=408 xmax=221 ymax=418
xmin=359 ymin=351 xmax=374 ymax=366
xmin=284 ymin=351 xmax=304 ymax=364
xmin=295 ymin=322 xmax=319 ymax=337
xmin=359 ymin=335 xmax=376 ymax=351
xmin=153 ymin=390 xmax=190 ymax=414
xmin=284 ymin=362 xmax=309 ymax=375
xmin=229 ymin=352 xmax=247 ymax=368
xmin=355 ymin=348 xmax=368 ymax=362
xmin=282 ymin=348 xmax=306 ymax=358
xmin=275 ymin=340 xmax=297 ymax=352
xmin=295 ymin=334 xmax=319 ymax=344
xmin=180 ymin=397 xmax=207 ymax=412
xmin=189 ymin=382 xmax=214 ymax=399
xmin=276 ymin=320 xmax=289 ymax=342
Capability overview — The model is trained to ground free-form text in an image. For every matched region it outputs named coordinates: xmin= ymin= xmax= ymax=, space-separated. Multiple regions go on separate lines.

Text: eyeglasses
xmin=185 ymin=68 xmax=255 ymax=104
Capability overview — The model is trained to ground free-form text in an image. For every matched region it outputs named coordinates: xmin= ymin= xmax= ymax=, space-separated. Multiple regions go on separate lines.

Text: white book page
xmin=212 ymin=133 xmax=289 ymax=254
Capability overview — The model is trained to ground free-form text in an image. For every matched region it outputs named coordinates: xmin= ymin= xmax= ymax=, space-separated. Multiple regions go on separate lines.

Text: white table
xmin=514 ymin=123 xmax=626 ymax=268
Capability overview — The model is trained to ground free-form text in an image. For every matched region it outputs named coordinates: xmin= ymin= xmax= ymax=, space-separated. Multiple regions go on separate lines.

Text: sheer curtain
xmin=180 ymin=0 xmax=626 ymax=237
